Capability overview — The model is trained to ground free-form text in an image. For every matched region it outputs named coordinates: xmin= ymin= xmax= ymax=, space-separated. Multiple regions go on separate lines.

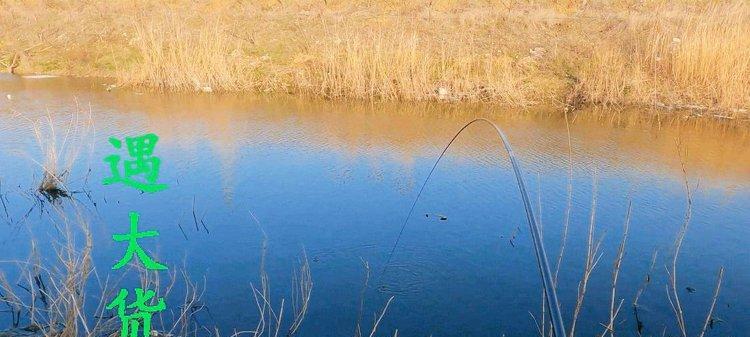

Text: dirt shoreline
xmin=4 ymin=72 xmax=748 ymax=124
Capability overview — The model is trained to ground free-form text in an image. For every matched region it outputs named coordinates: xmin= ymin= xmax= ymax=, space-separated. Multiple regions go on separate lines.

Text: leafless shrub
xmin=12 ymin=103 xmax=93 ymax=200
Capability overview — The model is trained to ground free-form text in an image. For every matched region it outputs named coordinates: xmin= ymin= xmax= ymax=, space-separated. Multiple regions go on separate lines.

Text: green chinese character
xmin=106 ymin=288 xmax=166 ymax=337
xmin=112 ymin=212 xmax=167 ymax=270
xmin=104 ymin=133 xmax=168 ymax=193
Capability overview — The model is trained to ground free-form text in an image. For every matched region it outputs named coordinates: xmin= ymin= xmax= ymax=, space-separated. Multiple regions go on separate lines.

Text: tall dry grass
xmin=127 ymin=15 xmax=254 ymax=92
xmin=10 ymin=105 xmax=93 ymax=198
xmin=1 ymin=1 xmax=748 ymax=114
xmin=579 ymin=1 xmax=750 ymax=110
xmin=294 ymin=32 xmax=549 ymax=105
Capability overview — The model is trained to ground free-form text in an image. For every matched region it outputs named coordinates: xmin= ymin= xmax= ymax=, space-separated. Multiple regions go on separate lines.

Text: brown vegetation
xmin=1 ymin=1 xmax=748 ymax=115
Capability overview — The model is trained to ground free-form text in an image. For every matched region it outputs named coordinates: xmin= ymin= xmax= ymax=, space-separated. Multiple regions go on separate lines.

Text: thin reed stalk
xmin=666 ymin=143 xmax=692 ymax=337
xmin=232 ymin=216 xmax=313 ymax=337
xmin=663 ymin=141 xmax=726 ymax=337
xmin=553 ymin=113 xmax=574 ymax=286
xmin=632 ymin=250 xmax=658 ymax=337
xmin=568 ymin=173 xmax=603 ymax=337
xmin=601 ymin=201 xmax=631 ymax=337
xmin=354 ymin=259 xmax=371 ymax=337
xmin=697 ymin=267 xmax=724 ymax=337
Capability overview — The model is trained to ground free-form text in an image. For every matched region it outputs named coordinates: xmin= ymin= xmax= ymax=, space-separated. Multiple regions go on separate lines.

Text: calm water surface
xmin=1 ymin=75 xmax=748 ymax=336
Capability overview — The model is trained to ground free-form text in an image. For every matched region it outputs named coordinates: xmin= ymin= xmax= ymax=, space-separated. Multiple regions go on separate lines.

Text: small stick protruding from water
xmin=192 ymin=196 xmax=199 ymax=231
xmin=0 ymin=179 xmax=10 ymax=223
xmin=698 ymin=267 xmax=724 ymax=337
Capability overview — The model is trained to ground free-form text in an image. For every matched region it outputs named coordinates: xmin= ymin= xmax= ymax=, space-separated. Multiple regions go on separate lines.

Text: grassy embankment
xmin=1 ymin=0 xmax=748 ymax=116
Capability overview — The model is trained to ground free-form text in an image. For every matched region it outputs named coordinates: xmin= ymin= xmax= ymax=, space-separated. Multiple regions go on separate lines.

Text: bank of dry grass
xmin=1 ymin=0 xmax=748 ymax=114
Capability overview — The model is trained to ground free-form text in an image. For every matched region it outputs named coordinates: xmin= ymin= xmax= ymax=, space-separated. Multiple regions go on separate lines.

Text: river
xmin=1 ymin=74 xmax=748 ymax=337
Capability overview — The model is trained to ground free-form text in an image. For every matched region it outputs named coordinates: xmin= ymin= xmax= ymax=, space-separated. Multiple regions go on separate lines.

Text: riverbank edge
xmin=5 ymin=71 xmax=748 ymax=124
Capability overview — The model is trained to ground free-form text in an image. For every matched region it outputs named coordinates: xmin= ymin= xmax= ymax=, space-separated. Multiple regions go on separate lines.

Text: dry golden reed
xmin=579 ymin=1 xmax=750 ymax=110
xmin=1 ymin=0 xmax=748 ymax=114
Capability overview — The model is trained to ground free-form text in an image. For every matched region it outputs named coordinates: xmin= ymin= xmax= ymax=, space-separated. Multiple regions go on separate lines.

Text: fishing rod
xmin=380 ymin=118 xmax=566 ymax=337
